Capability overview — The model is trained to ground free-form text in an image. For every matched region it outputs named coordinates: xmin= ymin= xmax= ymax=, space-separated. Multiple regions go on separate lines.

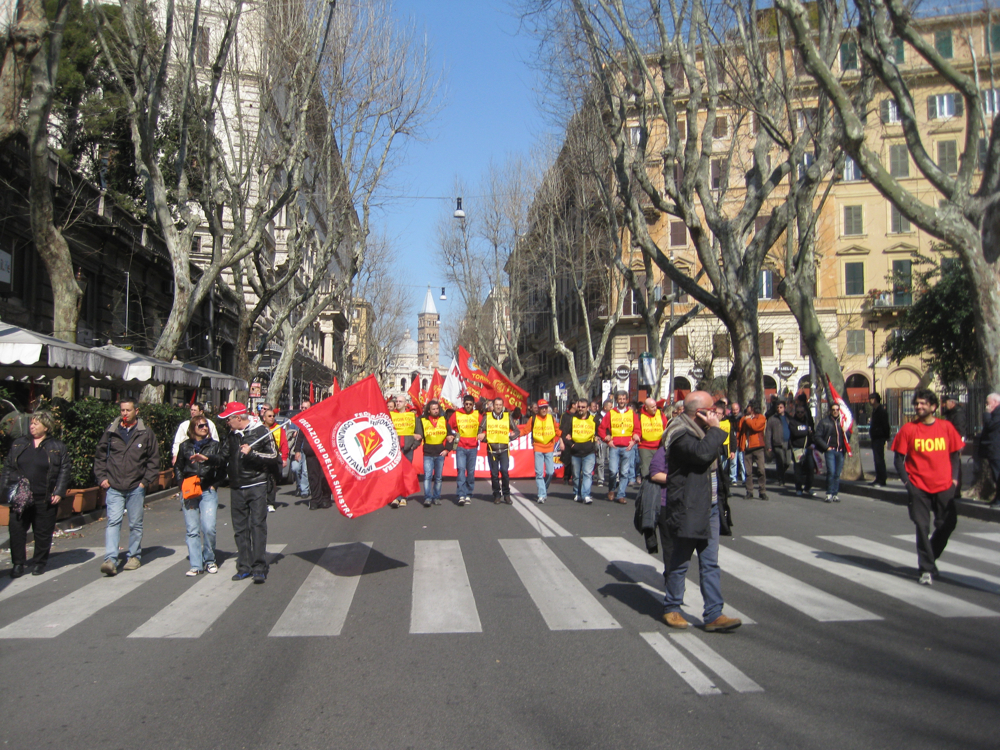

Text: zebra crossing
xmin=1 ymin=530 xmax=997 ymax=695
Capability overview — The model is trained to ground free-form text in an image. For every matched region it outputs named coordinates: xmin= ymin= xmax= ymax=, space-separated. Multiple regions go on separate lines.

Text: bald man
xmin=654 ymin=390 xmax=741 ymax=632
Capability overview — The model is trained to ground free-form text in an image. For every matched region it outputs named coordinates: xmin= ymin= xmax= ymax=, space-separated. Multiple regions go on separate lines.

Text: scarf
xmin=662 ymin=412 xmax=717 ymax=473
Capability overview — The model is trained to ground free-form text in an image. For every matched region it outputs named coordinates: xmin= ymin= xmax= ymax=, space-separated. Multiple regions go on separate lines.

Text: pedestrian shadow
xmin=0 ymin=547 xmax=99 ymax=591
xmin=825 ymin=551 xmax=999 ymax=596
xmin=291 ymin=542 xmax=407 ymax=576
xmin=597 ymin=563 xmax=664 ymax=621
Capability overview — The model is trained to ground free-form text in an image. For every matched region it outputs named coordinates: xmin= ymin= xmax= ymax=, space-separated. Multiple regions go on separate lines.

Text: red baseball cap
xmin=218 ymin=401 xmax=248 ymax=419
xmin=537 ymin=399 xmax=549 ymax=407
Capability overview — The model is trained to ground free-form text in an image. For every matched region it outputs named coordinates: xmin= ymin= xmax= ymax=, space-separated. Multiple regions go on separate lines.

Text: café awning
xmin=93 ymin=345 xmax=202 ymax=387
xmin=0 ymin=322 xmax=128 ymax=379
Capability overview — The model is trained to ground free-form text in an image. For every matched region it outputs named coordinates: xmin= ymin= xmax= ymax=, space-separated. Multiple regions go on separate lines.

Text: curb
xmin=1 ymin=486 xmax=181 ymax=553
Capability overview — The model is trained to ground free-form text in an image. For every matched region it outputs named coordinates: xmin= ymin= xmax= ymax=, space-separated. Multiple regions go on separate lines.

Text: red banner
xmin=410 ymin=433 xmax=563 ymax=478
xmin=487 ymin=366 xmax=528 ymax=413
xmin=427 ymin=369 xmax=445 ymax=402
xmin=291 ymin=375 xmax=420 ymax=517
xmin=457 ymin=346 xmax=492 ymax=400
xmin=408 ymin=375 xmax=425 ymax=413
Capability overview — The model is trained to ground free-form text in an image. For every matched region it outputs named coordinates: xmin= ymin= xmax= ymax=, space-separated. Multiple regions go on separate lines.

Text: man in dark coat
xmin=941 ymin=395 xmax=968 ymax=497
xmin=655 ymin=391 xmax=741 ymax=633
xmin=868 ymin=392 xmax=891 ymax=486
xmin=978 ymin=393 xmax=1000 ymax=509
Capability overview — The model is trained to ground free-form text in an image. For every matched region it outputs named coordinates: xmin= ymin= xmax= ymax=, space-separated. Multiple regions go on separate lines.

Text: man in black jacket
xmin=978 ymin=393 xmax=1000 ymax=509
xmin=94 ymin=399 xmax=161 ymax=576
xmin=868 ymin=392 xmax=891 ymax=487
xmin=656 ymin=391 xmax=741 ymax=633
xmin=218 ymin=402 xmax=280 ymax=583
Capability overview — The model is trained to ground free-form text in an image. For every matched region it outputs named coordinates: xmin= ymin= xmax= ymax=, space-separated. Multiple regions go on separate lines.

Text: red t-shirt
xmin=891 ymin=419 xmax=964 ymax=494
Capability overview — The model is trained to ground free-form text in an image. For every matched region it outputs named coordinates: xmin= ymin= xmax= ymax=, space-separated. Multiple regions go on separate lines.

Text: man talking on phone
xmin=655 ymin=390 xmax=741 ymax=632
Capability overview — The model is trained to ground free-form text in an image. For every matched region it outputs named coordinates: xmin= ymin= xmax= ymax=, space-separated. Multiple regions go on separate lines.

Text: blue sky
xmin=375 ymin=0 xmax=552 ymax=357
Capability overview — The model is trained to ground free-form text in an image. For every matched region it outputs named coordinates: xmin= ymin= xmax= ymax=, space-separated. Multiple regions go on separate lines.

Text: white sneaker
xmin=267 ymin=504 xmax=276 ymax=513
xmin=206 ymin=563 xmax=218 ymax=574
xmin=537 ymin=497 xmax=546 ymax=504
xmin=398 ymin=498 xmax=407 ymax=507
xmin=583 ymin=496 xmax=593 ymax=504
xmin=390 ymin=498 xmax=400 ymax=508
xmin=919 ymin=572 xmax=933 ymax=585
xmin=573 ymin=495 xmax=581 ymax=503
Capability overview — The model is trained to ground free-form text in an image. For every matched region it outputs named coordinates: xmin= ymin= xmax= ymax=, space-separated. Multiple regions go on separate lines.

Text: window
xmin=892 ymin=259 xmax=913 ymax=306
xmin=840 ymin=41 xmax=858 ymax=70
xmin=670 ymin=221 xmax=687 ymax=247
xmin=890 ymin=204 xmax=912 ymax=234
xmin=889 ymin=37 xmax=905 ymax=63
xmin=759 ymin=332 xmax=774 ymax=357
xmin=798 ymin=152 xmax=815 ymax=181
xmin=623 ymin=276 xmax=646 ymax=316
xmin=754 ymin=216 xmax=769 ymax=235
xmin=675 ymin=119 xmax=686 ymax=141
xmin=196 ymin=26 xmax=210 ymax=67
xmin=845 ymin=330 xmax=866 ymax=356
xmin=795 ymin=109 xmax=817 ymax=131
xmin=935 ymin=29 xmax=953 ymax=59
xmin=927 ymin=93 xmax=963 ymax=119
xmin=990 ymin=23 xmax=1000 ymax=55
xmin=713 ymin=116 xmax=729 ymax=139
xmin=843 ymin=205 xmax=864 ymax=236
xmin=669 ymin=278 xmax=689 ymax=304
xmin=630 ymin=336 xmax=648 ymax=358
xmin=843 ymin=156 xmax=861 ymax=181
xmin=845 ymin=262 xmax=865 ymax=296
xmin=711 ymin=158 xmax=727 ymax=189
xmin=751 ymin=113 xmax=760 ymax=134
xmin=673 ymin=335 xmax=689 ymax=360
xmin=627 ymin=125 xmax=643 ymax=147
xmin=937 ymin=140 xmax=958 ymax=174
xmin=758 ymin=269 xmax=775 ymax=299
xmin=713 ymin=333 xmax=731 ymax=359
xmin=983 ymin=89 xmax=1000 ymax=115
xmin=889 ymin=144 xmax=909 ymax=177
xmin=880 ymin=98 xmax=901 ymax=124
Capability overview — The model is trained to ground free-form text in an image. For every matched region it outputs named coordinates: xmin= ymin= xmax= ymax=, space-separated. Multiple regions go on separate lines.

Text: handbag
xmin=181 ymin=474 xmax=203 ymax=502
xmin=6 ymin=475 xmax=32 ymax=515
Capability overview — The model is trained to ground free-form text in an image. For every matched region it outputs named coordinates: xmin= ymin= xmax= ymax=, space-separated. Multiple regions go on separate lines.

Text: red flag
xmin=330 ymin=378 xmax=339 ymax=396
xmin=456 ymin=346 xmax=492 ymax=400
xmin=291 ymin=375 xmax=420 ymax=518
xmin=828 ymin=380 xmax=854 ymax=457
xmin=427 ymin=369 xmax=445 ymax=402
xmin=487 ymin=366 xmax=528 ymax=413
xmin=310 ymin=381 xmax=316 ymax=402
xmin=407 ymin=375 xmax=425 ymax=412
xmin=189 ymin=390 xmax=198 ymax=406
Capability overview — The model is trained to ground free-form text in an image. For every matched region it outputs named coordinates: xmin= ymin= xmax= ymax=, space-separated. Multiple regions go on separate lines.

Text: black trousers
xmin=305 ymin=452 xmax=332 ymax=508
xmin=872 ymin=440 xmax=888 ymax=485
xmin=772 ymin=446 xmax=791 ymax=486
xmin=907 ymin=484 xmax=957 ymax=575
xmin=989 ymin=458 xmax=1000 ymax=504
xmin=792 ymin=450 xmax=814 ymax=493
xmin=488 ymin=449 xmax=510 ymax=497
xmin=8 ymin=493 xmax=59 ymax=566
xmin=231 ymin=484 xmax=269 ymax=574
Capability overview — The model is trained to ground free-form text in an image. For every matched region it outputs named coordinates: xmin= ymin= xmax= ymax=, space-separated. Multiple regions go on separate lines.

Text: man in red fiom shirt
xmin=891 ymin=389 xmax=964 ymax=585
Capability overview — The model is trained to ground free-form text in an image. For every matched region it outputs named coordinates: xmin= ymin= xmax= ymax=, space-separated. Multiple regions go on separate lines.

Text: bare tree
xmin=0 ymin=0 xmax=46 ymax=140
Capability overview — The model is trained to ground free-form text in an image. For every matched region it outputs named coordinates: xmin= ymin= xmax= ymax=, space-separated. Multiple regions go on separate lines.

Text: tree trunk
xmin=0 ymin=0 xmax=47 ymax=141
xmin=723 ymin=300 xmax=763 ymax=408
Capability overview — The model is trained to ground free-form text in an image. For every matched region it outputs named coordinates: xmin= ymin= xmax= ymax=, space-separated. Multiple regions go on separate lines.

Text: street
xmin=1 ymin=478 xmax=998 ymax=750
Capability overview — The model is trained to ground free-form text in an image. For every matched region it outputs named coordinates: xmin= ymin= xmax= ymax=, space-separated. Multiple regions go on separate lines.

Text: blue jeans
xmin=104 ymin=485 xmax=146 ymax=563
xmin=182 ymin=487 xmax=218 ymax=571
xmin=455 ymin=447 xmax=478 ymax=497
xmin=729 ymin=450 xmax=745 ymax=484
xmin=664 ymin=504 xmax=723 ymax=622
xmin=534 ymin=452 xmax=555 ymax=498
xmin=571 ymin=453 xmax=595 ymax=500
xmin=291 ymin=455 xmax=310 ymax=496
xmin=423 ymin=454 xmax=445 ymax=499
xmin=608 ymin=445 xmax=635 ymax=499
xmin=825 ymin=450 xmax=845 ymax=496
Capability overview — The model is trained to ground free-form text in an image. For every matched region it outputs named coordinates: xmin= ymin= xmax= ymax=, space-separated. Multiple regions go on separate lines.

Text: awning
xmin=175 ymin=361 xmax=248 ymax=391
xmin=93 ymin=345 xmax=202 ymax=387
xmin=0 ymin=322 xmax=128 ymax=379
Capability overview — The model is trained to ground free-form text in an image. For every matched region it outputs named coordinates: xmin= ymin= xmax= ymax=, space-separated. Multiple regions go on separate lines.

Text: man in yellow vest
xmin=415 ymin=399 xmax=454 ymax=507
xmin=598 ymin=390 xmax=641 ymax=503
xmin=559 ymin=399 xmax=599 ymax=503
xmin=447 ymin=394 xmax=481 ymax=505
xmin=530 ymin=399 xmax=563 ymax=503
xmin=388 ymin=395 xmax=421 ymax=508
xmin=637 ymin=397 xmax=667 ymax=479
xmin=477 ymin=397 xmax=518 ymax=504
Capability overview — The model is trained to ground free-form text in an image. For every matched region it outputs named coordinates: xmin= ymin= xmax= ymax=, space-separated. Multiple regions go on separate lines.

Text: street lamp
xmin=867 ymin=317 xmax=879 ymax=395
xmin=454 ymin=197 xmax=466 ymax=219
xmin=775 ymin=336 xmax=785 ymax=395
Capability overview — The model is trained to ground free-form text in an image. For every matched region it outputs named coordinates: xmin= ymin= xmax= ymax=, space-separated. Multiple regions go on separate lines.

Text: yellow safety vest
xmin=571 ymin=416 xmax=596 ymax=443
xmin=485 ymin=412 xmax=511 ymax=444
xmin=454 ymin=410 xmax=480 ymax=439
xmin=532 ymin=414 xmax=556 ymax=445
xmin=609 ymin=409 xmax=635 ymax=438
xmin=268 ymin=424 xmax=283 ymax=446
xmin=640 ymin=411 xmax=665 ymax=443
xmin=391 ymin=410 xmax=416 ymax=436
xmin=420 ymin=417 xmax=448 ymax=445
xmin=719 ymin=418 xmax=731 ymax=448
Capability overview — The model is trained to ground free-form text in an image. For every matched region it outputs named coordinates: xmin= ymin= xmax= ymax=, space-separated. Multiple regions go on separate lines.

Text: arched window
xmin=422 ymin=378 xmax=428 ymax=390
xmin=400 ymin=377 xmax=407 ymax=391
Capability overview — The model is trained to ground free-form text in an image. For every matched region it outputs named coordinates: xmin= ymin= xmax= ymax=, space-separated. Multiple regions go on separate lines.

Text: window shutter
xmin=953 ymin=93 xmax=964 ymax=117
xmin=759 ymin=332 xmax=774 ymax=357
xmin=880 ymin=99 xmax=890 ymax=123
xmin=927 ymin=96 xmax=937 ymax=120
xmin=674 ymin=335 xmax=689 ymax=360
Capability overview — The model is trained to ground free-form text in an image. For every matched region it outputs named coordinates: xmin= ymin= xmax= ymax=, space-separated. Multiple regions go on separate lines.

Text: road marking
xmin=965 ymin=533 xmax=1000 ymax=545
xmin=640 ymin=632 xmax=721 ymax=695
xmin=747 ymin=536 xmax=997 ymax=618
xmin=410 ymin=540 xmax=482 ymax=634
xmin=269 ymin=542 xmax=372 ymax=637
xmin=670 ymin=633 xmax=764 ymax=693
xmin=0 ymin=548 xmax=182 ymax=638
xmin=510 ymin=490 xmax=573 ymax=537
xmin=581 ymin=536 xmax=755 ymax=626
xmin=821 ymin=535 xmax=1000 ymax=597
xmin=717 ymin=545 xmax=880 ymax=622
xmin=509 ymin=499 xmax=555 ymax=537
xmin=893 ymin=535 xmax=1000 ymax=568
xmin=499 ymin=538 xmax=620 ymax=630
xmin=0 ymin=548 xmax=101 ymax=605
xmin=130 ymin=545 xmax=287 ymax=639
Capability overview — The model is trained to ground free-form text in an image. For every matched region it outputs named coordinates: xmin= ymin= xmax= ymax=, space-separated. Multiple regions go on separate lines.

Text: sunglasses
xmin=195 ymin=423 xmax=209 ymax=429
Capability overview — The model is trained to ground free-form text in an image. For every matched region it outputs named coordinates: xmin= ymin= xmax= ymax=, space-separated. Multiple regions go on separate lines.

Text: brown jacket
xmin=738 ymin=414 xmax=767 ymax=451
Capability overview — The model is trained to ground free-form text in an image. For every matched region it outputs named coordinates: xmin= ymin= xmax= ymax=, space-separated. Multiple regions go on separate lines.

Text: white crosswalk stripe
xmin=500 ymin=538 xmax=620 ymax=630
xmin=965 ymin=532 xmax=1000 ymax=545
xmin=640 ymin=632 xmax=721 ymax=695
xmin=893 ymin=535 xmax=1000 ymax=567
xmin=0 ymin=548 xmax=102 ymax=605
xmin=0 ymin=548 xmax=183 ymax=638
xmin=510 ymin=490 xmax=573 ymax=537
xmin=747 ymin=536 xmax=998 ymax=618
xmin=270 ymin=542 xmax=371 ymax=637
xmin=670 ymin=633 xmax=764 ymax=693
xmin=411 ymin=540 xmax=482 ymax=634
xmin=129 ymin=545 xmax=287 ymax=639
xmin=581 ymin=536 xmax=755 ymax=626
xmin=820 ymin=536 xmax=1000 ymax=596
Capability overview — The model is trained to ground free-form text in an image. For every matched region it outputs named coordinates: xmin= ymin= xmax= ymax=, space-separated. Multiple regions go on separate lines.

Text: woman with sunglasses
xmin=174 ymin=417 xmax=225 ymax=576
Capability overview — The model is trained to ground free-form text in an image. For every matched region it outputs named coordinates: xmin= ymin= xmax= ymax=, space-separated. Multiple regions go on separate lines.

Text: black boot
xmin=10 ymin=564 xmax=25 ymax=579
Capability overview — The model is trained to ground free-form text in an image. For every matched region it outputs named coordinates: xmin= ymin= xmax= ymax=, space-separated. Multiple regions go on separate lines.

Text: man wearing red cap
xmin=217 ymin=402 xmax=280 ymax=583
xmin=529 ymin=399 xmax=562 ymax=503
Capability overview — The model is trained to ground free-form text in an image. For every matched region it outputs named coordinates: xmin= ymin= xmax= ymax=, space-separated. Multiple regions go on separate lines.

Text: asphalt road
xmin=1 ymin=476 xmax=998 ymax=750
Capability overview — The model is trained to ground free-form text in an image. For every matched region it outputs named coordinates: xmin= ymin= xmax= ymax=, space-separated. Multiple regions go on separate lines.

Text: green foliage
xmin=49 ymin=398 xmax=119 ymax=488
xmin=136 ymin=402 xmax=190 ymax=472
xmin=884 ymin=252 xmax=981 ymax=387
